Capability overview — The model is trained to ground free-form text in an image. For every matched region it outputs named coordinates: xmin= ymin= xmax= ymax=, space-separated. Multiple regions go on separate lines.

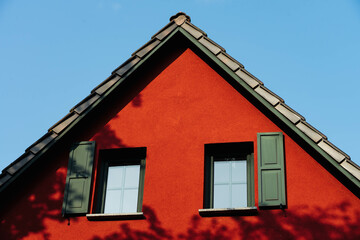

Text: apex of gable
xmin=170 ymin=12 xmax=191 ymax=25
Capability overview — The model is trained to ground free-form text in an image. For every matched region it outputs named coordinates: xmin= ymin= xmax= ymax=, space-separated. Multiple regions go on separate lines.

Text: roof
xmin=1 ymin=12 xmax=359 ymax=193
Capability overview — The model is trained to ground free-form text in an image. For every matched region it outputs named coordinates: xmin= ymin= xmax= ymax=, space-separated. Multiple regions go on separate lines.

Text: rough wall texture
xmin=1 ymin=49 xmax=359 ymax=240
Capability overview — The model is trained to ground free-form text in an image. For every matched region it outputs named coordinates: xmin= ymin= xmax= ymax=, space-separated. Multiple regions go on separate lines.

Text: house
xmin=1 ymin=12 xmax=359 ymax=239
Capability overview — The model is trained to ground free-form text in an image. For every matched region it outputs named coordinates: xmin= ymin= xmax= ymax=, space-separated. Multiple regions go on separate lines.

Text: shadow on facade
xmin=0 ymin=165 xmax=69 ymax=240
xmin=91 ymin=203 xmax=360 ymax=240
xmin=92 ymin=123 xmax=128 ymax=149
xmin=0 ymin=124 xmax=128 ymax=239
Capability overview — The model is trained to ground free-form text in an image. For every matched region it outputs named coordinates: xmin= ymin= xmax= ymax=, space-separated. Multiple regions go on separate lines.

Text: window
xmin=204 ymin=142 xmax=254 ymax=209
xmin=96 ymin=148 xmax=146 ymax=214
xmin=62 ymin=144 xmax=146 ymax=220
xmin=200 ymin=133 xmax=286 ymax=217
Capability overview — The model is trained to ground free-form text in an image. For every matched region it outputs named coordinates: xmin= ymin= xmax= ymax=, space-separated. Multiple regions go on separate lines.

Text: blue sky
xmin=1 ymin=0 xmax=359 ymax=171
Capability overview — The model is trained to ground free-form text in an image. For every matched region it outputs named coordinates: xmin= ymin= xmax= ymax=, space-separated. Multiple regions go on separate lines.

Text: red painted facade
xmin=1 ymin=49 xmax=359 ymax=239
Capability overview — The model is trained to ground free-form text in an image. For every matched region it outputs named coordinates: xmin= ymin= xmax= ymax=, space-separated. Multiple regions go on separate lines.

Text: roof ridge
xmin=1 ymin=13 xmax=359 ymax=192
xmin=169 ymin=12 xmax=191 ymax=23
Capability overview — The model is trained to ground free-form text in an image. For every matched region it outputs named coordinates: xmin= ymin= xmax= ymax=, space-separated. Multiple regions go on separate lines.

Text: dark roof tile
xmin=0 ymin=174 xmax=11 ymax=187
xmin=6 ymin=152 xmax=35 ymax=175
xmin=114 ymin=56 xmax=141 ymax=76
xmin=133 ymin=39 xmax=161 ymax=58
xmin=50 ymin=112 xmax=79 ymax=134
xmin=94 ymin=75 xmax=121 ymax=95
xmin=91 ymin=74 xmax=114 ymax=93
xmin=28 ymin=132 xmax=57 ymax=155
xmin=152 ymin=22 xmax=177 ymax=40
xmin=73 ymin=93 xmax=100 ymax=115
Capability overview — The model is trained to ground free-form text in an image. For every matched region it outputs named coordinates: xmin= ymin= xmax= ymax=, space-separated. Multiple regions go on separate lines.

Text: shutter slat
xmin=257 ymin=133 xmax=286 ymax=207
xmin=62 ymin=141 xmax=95 ymax=216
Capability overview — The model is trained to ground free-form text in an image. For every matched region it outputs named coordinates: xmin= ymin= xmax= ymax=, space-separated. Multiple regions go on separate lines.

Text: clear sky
xmin=1 ymin=0 xmax=360 ymax=171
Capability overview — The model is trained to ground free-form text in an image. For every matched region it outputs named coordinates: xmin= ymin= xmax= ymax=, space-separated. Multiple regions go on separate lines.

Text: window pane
xmin=122 ymin=189 xmax=138 ymax=213
xmin=104 ymin=164 xmax=140 ymax=213
xmin=214 ymin=184 xmax=230 ymax=208
xmin=107 ymin=166 xmax=124 ymax=189
xmin=232 ymin=183 xmax=247 ymax=207
xmin=214 ymin=160 xmax=247 ymax=208
xmin=104 ymin=189 xmax=121 ymax=213
xmin=232 ymin=161 xmax=247 ymax=183
xmin=214 ymin=161 xmax=230 ymax=183
xmin=124 ymin=165 xmax=140 ymax=188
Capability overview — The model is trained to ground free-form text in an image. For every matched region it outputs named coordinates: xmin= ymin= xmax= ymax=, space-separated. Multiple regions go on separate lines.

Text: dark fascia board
xmin=1 ymin=19 xmax=359 ymax=194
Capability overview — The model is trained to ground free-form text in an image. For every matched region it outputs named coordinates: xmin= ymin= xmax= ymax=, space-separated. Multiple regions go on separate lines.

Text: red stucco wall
xmin=1 ymin=49 xmax=359 ymax=239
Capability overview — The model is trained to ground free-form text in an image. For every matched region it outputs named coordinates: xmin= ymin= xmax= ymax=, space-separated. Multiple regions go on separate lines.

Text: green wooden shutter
xmin=62 ymin=141 xmax=96 ymax=216
xmin=257 ymin=132 xmax=286 ymax=207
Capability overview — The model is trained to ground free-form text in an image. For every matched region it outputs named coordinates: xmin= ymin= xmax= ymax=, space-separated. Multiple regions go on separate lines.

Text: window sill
xmin=199 ymin=207 xmax=258 ymax=217
xmin=86 ymin=212 xmax=145 ymax=221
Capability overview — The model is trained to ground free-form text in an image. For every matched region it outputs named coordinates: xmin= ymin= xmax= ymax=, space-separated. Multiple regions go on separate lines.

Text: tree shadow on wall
xmin=131 ymin=94 xmax=143 ymax=108
xmin=91 ymin=206 xmax=173 ymax=240
xmin=91 ymin=92 xmax=143 ymax=149
xmin=91 ymin=203 xmax=360 ymax=240
xmin=92 ymin=117 xmax=129 ymax=149
xmin=0 ymin=164 xmax=70 ymax=240
xmin=0 ymin=125 xmax=129 ymax=239
xmin=0 ymin=62 xmax=147 ymax=239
